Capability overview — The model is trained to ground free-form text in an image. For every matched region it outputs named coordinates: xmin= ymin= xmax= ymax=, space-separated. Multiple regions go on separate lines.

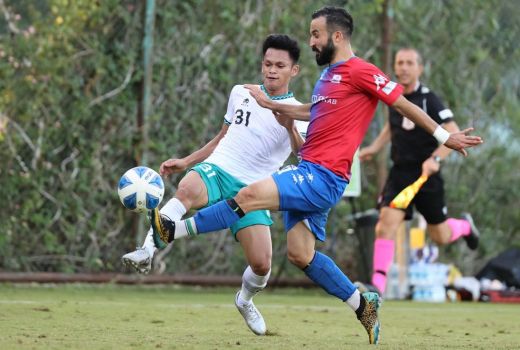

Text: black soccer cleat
xmin=148 ymin=208 xmax=176 ymax=249
xmin=461 ymin=212 xmax=480 ymax=250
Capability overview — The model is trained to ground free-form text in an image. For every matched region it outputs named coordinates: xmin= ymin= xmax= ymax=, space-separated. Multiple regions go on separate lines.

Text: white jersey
xmin=205 ymin=85 xmax=308 ymax=184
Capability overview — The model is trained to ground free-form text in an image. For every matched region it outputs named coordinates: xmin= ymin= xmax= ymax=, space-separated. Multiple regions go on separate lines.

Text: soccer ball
xmin=117 ymin=166 xmax=164 ymax=213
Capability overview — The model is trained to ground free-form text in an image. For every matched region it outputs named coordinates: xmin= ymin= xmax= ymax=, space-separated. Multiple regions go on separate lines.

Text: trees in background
xmin=1 ymin=0 xmax=518 ymax=276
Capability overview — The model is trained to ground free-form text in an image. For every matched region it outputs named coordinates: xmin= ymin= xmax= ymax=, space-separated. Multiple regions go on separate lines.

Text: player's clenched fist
xmin=159 ymin=158 xmax=188 ymax=177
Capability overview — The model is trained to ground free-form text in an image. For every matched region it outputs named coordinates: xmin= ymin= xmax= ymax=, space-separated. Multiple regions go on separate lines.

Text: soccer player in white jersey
xmin=122 ymin=34 xmax=307 ymax=336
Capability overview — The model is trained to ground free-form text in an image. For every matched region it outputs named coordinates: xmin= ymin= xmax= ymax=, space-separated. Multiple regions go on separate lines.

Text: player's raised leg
xmin=428 ymin=216 xmax=479 ymax=250
xmin=413 ymin=185 xmax=480 ymax=250
xmin=287 ymin=221 xmax=381 ymax=344
xmin=122 ymin=171 xmax=208 ymax=273
xmin=149 ymin=176 xmax=280 ymax=244
xmin=234 ymin=225 xmax=272 ymax=335
xmin=428 ymin=213 xmax=480 ymax=249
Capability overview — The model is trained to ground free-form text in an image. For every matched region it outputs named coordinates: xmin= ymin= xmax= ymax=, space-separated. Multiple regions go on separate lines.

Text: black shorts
xmin=378 ymin=165 xmax=447 ymax=224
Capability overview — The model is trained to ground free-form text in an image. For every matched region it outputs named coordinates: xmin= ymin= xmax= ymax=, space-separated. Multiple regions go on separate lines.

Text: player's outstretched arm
xmin=244 ymin=84 xmax=312 ymax=121
xmin=391 ymin=96 xmax=483 ymax=156
xmin=160 ymin=123 xmax=229 ymax=177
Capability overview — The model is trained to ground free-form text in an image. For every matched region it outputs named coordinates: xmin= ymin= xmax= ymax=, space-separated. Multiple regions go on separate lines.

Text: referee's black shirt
xmin=389 ymin=83 xmax=454 ymax=166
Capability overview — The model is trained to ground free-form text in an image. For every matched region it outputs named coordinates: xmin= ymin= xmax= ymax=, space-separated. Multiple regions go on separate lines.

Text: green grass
xmin=0 ymin=284 xmax=518 ymax=350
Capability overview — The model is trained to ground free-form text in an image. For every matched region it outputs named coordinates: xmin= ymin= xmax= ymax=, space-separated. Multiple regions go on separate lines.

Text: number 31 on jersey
xmin=234 ymin=109 xmax=251 ymax=126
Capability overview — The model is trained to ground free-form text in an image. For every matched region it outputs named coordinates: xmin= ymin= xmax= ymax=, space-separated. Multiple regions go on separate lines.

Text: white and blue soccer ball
xmin=117 ymin=166 xmax=164 ymax=213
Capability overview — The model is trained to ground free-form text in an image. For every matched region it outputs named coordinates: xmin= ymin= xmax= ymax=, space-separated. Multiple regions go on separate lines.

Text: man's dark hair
xmin=396 ymin=47 xmax=423 ymax=65
xmin=262 ymin=34 xmax=300 ymax=64
xmin=312 ymin=6 xmax=354 ymax=37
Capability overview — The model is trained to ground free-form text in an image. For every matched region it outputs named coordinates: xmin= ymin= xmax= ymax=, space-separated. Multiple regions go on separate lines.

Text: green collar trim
xmin=260 ymin=85 xmax=294 ymax=100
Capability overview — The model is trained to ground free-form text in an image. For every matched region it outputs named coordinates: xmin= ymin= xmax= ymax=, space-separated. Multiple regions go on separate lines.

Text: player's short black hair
xmin=312 ymin=6 xmax=354 ymax=38
xmin=262 ymin=34 xmax=300 ymax=64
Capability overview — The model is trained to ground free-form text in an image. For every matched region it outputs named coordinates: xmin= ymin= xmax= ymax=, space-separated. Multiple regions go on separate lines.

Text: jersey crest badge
xmin=401 ymin=116 xmax=416 ymax=130
xmin=331 ymin=74 xmax=342 ymax=84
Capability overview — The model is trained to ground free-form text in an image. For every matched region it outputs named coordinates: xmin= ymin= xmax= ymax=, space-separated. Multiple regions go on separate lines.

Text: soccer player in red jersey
xmin=149 ymin=6 xmax=483 ymax=344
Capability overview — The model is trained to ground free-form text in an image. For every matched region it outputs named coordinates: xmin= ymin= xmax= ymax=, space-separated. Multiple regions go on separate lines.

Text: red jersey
xmin=300 ymin=57 xmax=403 ymax=179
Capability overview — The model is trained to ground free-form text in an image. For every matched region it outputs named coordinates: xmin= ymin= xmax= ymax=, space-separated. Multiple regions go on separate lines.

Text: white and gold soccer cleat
xmin=122 ymin=247 xmax=152 ymax=274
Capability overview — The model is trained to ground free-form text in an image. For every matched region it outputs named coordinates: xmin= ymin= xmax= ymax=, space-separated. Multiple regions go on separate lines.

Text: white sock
xmin=169 ymin=217 xmax=198 ymax=239
xmin=141 ymin=228 xmax=156 ymax=257
xmin=238 ymin=266 xmax=271 ymax=305
xmin=141 ymin=198 xmax=187 ymax=256
xmin=345 ymin=289 xmax=361 ymax=312
xmin=160 ymin=198 xmax=187 ymax=221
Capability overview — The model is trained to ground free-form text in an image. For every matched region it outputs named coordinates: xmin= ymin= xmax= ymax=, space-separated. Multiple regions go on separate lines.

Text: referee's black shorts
xmin=378 ymin=164 xmax=447 ymax=224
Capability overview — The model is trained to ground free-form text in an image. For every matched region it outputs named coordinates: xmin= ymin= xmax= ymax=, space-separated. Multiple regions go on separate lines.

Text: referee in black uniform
xmin=358 ymin=48 xmax=480 ymax=295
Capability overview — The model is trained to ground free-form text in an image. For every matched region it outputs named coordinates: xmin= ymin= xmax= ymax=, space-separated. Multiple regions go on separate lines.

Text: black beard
xmin=314 ymin=37 xmax=335 ymax=66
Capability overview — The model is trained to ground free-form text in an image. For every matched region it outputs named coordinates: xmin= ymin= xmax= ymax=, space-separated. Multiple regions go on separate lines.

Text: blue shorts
xmin=271 ymin=161 xmax=348 ymax=241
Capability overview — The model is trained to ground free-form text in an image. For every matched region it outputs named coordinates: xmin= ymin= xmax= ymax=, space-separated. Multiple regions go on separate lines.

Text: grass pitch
xmin=0 ymin=284 xmax=518 ymax=349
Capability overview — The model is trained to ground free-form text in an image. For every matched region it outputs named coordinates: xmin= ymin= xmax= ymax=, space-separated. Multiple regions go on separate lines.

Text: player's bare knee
xmin=174 ymin=186 xmax=194 ymax=208
xmin=249 ymin=259 xmax=271 ymax=276
xmin=287 ymin=250 xmax=309 ymax=269
xmin=235 ymin=186 xmax=258 ymax=212
xmin=287 ymin=254 xmax=306 ymax=269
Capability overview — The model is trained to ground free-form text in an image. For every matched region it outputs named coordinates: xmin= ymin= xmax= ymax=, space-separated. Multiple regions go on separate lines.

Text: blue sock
xmin=303 ymin=251 xmax=356 ymax=301
xmin=192 ymin=200 xmax=241 ymax=234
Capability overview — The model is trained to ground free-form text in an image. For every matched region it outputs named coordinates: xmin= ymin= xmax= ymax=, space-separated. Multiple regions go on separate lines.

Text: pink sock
xmin=447 ymin=218 xmax=471 ymax=243
xmin=371 ymin=238 xmax=395 ymax=294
